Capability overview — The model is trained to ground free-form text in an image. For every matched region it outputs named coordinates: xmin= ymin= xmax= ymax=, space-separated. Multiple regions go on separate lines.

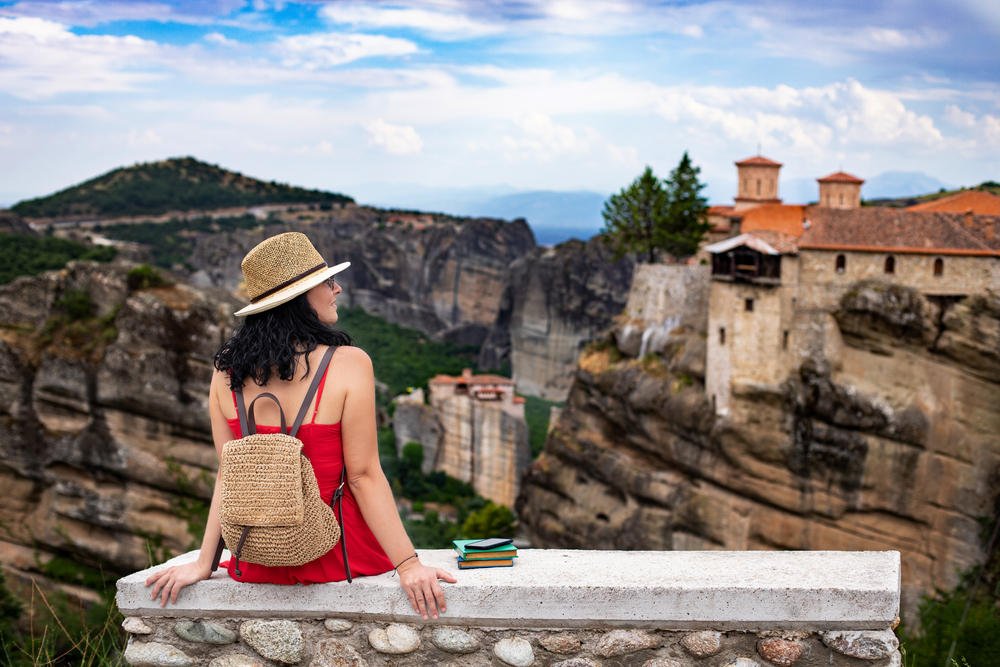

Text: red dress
xmin=219 ymin=368 xmax=393 ymax=584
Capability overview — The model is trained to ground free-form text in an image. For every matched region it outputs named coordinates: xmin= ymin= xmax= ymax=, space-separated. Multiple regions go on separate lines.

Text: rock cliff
xmin=479 ymin=236 xmax=635 ymax=400
xmin=183 ymin=209 xmax=535 ymax=345
xmin=0 ymin=262 xmax=241 ymax=585
xmin=517 ymin=280 xmax=1000 ymax=622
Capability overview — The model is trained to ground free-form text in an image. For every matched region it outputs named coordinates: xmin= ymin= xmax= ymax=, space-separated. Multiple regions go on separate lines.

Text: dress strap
xmin=311 ymin=362 xmax=332 ymax=424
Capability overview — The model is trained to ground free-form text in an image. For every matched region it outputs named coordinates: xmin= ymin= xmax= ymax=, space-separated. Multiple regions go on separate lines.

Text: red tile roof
xmin=817 ymin=171 xmax=864 ymax=184
xmin=740 ymin=204 xmax=807 ymax=238
xmin=735 ymin=155 xmax=782 ymax=167
xmin=429 ymin=373 xmax=514 ymax=385
xmin=799 ymin=206 xmax=1000 ymax=256
xmin=707 ymin=205 xmax=735 ymax=215
xmin=907 ymin=190 xmax=1000 ymax=215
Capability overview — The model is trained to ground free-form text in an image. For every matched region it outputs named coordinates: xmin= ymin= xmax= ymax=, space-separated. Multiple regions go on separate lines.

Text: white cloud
xmin=806 ymin=79 xmax=943 ymax=146
xmin=0 ymin=0 xmax=245 ymax=27
xmin=126 ymin=128 xmax=162 ymax=147
xmin=681 ymin=24 xmax=704 ymax=38
xmin=0 ymin=17 xmax=162 ymax=99
xmin=759 ymin=25 xmax=948 ymax=63
xmin=321 ymin=4 xmax=502 ymax=38
xmin=275 ymin=32 xmax=418 ymax=69
xmin=945 ymin=104 xmax=1000 ymax=148
xmin=205 ymin=32 xmax=239 ymax=47
xmin=365 ymin=119 xmax=424 ymax=154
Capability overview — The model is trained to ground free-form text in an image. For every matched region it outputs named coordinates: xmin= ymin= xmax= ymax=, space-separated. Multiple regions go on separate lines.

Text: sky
xmin=0 ymin=0 xmax=997 ymax=209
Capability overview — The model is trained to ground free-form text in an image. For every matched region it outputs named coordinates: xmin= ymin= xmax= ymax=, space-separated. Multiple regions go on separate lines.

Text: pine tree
xmin=601 ymin=155 xmax=711 ymax=263
xmin=659 ymin=152 xmax=711 ymax=259
xmin=600 ymin=166 xmax=668 ymax=264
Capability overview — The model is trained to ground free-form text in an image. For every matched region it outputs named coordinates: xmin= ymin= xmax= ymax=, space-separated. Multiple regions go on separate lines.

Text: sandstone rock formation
xmin=479 ymin=236 xmax=635 ymax=400
xmin=517 ymin=281 xmax=1000 ymax=622
xmin=183 ymin=209 xmax=535 ymax=345
xmin=0 ymin=261 xmax=241 ymax=583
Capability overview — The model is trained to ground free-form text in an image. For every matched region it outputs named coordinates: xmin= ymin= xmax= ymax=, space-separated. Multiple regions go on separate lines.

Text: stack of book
xmin=453 ymin=539 xmax=518 ymax=569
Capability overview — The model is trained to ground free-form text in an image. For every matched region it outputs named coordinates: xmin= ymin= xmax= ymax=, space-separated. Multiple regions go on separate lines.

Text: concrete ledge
xmin=117 ymin=549 xmax=900 ymax=631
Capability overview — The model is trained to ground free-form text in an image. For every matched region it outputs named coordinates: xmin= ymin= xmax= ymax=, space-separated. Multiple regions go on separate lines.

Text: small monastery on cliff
xmin=394 ymin=369 xmax=531 ymax=508
xmin=701 ymin=156 xmax=1000 ymax=414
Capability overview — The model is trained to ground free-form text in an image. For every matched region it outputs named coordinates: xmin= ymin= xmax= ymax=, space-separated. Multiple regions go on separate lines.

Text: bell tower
xmin=817 ymin=171 xmax=864 ymax=209
xmin=734 ymin=155 xmax=782 ymax=211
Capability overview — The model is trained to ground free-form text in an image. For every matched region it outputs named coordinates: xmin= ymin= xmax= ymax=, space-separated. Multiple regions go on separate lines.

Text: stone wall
xmin=117 ymin=549 xmax=901 ymax=667
xmin=798 ymin=249 xmax=999 ymax=309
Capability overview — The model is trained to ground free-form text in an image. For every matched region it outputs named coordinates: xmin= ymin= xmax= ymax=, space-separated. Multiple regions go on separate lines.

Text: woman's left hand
xmin=397 ymin=559 xmax=457 ymax=620
xmin=145 ymin=560 xmax=213 ymax=607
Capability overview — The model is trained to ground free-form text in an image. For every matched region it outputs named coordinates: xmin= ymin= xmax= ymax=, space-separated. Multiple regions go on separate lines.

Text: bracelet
xmin=391 ymin=552 xmax=418 ymax=577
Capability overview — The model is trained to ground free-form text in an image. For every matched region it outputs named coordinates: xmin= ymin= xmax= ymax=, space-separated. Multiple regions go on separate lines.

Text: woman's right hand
xmin=396 ymin=558 xmax=457 ymax=620
xmin=145 ymin=559 xmax=213 ymax=607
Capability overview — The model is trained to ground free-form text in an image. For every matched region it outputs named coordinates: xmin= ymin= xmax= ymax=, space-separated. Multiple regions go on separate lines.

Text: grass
xmin=0 ymin=562 xmax=125 ymax=667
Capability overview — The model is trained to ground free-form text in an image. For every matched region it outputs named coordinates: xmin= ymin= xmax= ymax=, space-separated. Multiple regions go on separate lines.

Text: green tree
xmin=601 ymin=154 xmax=711 ymax=263
xmin=660 ymin=152 xmax=711 ymax=259
xmin=601 ymin=166 xmax=668 ymax=263
xmin=462 ymin=502 xmax=517 ymax=539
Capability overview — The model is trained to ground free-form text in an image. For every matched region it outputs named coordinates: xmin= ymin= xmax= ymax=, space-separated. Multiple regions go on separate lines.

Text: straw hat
xmin=235 ymin=233 xmax=350 ymax=316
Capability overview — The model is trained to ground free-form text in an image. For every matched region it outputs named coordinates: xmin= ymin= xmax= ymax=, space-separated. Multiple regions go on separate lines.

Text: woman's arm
xmin=145 ymin=370 xmax=231 ymax=606
xmin=337 ymin=347 xmax=457 ymax=620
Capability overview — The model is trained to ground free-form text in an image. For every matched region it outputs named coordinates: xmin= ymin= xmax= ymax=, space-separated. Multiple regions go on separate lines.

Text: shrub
xmin=56 ymin=287 xmax=95 ymax=320
xmin=126 ymin=264 xmax=171 ymax=290
xmin=462 ymin=502 xmax=517 ymax=539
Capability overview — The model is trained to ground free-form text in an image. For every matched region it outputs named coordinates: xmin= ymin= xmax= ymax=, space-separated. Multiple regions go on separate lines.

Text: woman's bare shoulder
xmin=332 ymin=345 xmax=373 ymax=371
xmin=210 ymin=367 xmax=230 ymax=391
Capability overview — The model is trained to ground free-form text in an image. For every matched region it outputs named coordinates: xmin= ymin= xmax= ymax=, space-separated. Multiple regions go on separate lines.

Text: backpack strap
xmin=289 ymin=346 xmax=338 ymax=440
xmin=333 ymin=465 xmax=352 ymax=583
xmin=245 ymin=393 xmax=286 ymax=435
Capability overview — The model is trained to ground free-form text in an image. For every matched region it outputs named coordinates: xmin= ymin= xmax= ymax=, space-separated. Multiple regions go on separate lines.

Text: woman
xmin=145 ymin=232 xmax=456 ymax=620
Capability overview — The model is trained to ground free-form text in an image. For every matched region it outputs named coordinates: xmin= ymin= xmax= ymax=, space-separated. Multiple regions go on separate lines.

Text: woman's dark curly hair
xmin=214 ymin=293 xmax=353 ymax=391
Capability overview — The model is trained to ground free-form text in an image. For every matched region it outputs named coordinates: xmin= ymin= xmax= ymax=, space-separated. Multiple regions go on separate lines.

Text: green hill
xmin=865 ymin=181 xmax=1000 ymax=208
xmin=11 ymin=157 xmax=353 ymax=219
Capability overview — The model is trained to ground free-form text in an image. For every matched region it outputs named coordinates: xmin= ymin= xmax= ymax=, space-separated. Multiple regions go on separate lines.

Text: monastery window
xmin=839 ymin=194 xmax=844 ymax=206
xmin=884 ymin=256 xmax=895 ymax=274
xmin=782 ymin=330 xmax=789 ymax=351
xmin=743 ymin=178 xmax=748 ymax=194
xmin=756 ymin=179 xmax=761 ymax=195
xmin=769 ymin=179 xmax=774 ymax=195
xmin=934 ymin=258 xmax=944 ymax=276
xmin=719 ymin=328 xmax=726 ymax=345
xmin=826 ymin=194 xmax=831 ymax=206
xmin=835 ymin=254 xmax=846 ymax=273
xmin=745 ymin=298 xmax=754 ymax=312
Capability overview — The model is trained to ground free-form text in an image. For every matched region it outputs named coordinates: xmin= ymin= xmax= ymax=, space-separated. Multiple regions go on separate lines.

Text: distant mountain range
xmin=348 ymin=183 xmax=608 ymax=245
xmin=9 ymin=159 xmax=988 ymax=246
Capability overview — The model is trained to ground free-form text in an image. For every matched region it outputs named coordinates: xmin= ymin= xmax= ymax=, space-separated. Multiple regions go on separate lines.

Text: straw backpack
xmin=212 ymin=346 xmax=352 ymax=580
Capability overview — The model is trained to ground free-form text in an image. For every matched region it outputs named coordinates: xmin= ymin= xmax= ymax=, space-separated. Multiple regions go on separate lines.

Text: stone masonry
xmin=117 ymin=549 xmax=901 ymax=667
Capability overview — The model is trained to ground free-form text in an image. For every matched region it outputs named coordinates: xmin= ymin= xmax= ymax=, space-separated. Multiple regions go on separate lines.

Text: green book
xmin=457 ymin=557 xmax=514 ymax=569
xmin=453 ymin=539 xmax=518 ymax=560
